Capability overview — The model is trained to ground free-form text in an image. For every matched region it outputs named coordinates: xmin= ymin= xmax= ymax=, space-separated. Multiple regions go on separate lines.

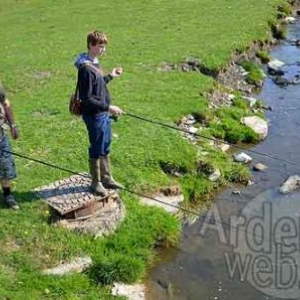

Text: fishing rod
xmin=123 ymin=111 xmax=297 ymax=167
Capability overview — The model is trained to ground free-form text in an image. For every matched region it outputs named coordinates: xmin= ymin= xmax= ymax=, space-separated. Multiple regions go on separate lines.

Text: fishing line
xmin=124 ymin=111 xmax=298 ymax=167
xmin=3 ymin=149 xmax=285 ymax=245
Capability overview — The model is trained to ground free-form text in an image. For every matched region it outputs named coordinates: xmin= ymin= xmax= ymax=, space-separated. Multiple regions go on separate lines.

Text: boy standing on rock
xmin=74 ymin=30 xmax=124 ymax=196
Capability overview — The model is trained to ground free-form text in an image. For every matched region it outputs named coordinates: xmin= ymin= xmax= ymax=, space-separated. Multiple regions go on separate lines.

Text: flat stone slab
xmin=35 ymin=173 xmax=107 ymax=215
xmin=140 ymin=193 xmax=184 ymax=214
xmin=35 ymin=174 xmax=126 ymax=237
xmin=42 ymin=256 xmax=92 ymax=276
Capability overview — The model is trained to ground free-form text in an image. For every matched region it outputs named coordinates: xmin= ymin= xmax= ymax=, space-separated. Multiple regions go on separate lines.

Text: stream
xmin=147 ymin=19 xmax=300 ymax=300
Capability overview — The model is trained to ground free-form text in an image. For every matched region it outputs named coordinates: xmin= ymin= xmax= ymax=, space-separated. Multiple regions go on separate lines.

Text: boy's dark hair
xmin=87 ymin=30 xmax=108 ymax=49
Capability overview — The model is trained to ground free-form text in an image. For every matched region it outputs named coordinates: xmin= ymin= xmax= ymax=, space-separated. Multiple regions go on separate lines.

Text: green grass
xmin=239 ymin=61 xmax=265 ymax=86
xmin=278 ymin=2 xmax=292 ymax=16
xmin=256 ymin=50 xmax=271 ymax=63
xmin=0 ymin=0 xmax=287 ymax=298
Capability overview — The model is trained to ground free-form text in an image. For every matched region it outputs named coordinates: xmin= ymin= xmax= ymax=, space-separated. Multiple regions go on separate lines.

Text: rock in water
xmin=279 ymin=175 xmax=300 ymax=194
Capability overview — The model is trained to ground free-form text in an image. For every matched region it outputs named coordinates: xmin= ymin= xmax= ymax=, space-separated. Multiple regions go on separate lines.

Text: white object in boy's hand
xmin=111 ymin=67 xmax=123 ymax=77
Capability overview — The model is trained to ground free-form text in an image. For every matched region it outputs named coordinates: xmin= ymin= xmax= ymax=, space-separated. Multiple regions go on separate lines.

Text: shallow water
xmin=147 ymin=20 xmax=300 ymax=300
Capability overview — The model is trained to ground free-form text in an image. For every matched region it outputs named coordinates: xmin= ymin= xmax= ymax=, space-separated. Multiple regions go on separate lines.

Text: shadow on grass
xmin=35 ymin=185 xmax=90 ymax=198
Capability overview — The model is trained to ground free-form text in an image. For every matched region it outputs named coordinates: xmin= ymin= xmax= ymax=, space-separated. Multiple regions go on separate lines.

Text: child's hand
xmin=111 ymin=67 xmax=123 ymax=78
xmin=10 ymin=126 xmax=19 ymax=140
xmin=109 ymin=105 xmax=123 ymax=116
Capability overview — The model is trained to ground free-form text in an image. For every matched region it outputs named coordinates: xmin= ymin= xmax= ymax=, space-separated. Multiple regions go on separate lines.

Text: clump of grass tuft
xmin=196 ymin=145 xmax=251 ymax=185
xmin=197 ymin=160 xmax=215 ymax=175
xmin=223 ymin=118 xmax=259 ymax=144
xmin=223 ymin=163 xmax=251 ymax=183
xmin=192 ymin=110 xmax=212 ymax=125
xmin=209 ymin=122 xmax=226 ymax=139
xmin=269 ymin=21 xmax=287 ymax=39
xmin=89 ymin=254 xmax=145 ymax=285
xmin=239 ymin=61 xmax=264 ymax=86
xmin=224 ymin=129 xmax=242 ymax=144
xmin=255 ymin=99 xmax=264 ymax=109
xmin=216 ymin=106 xmax=244 ymax=121
xmin=181 ymin=174 xmax=215 ymax=203
xmin=159 ymin=161 xmax=188 ymax=176
xmin=277 ymin=3 xmax=292 ymax=16
xmin=232 ymin=98 xmax=249 ymax=110
xmin=208 ymin=104 xmax=260 ymax=144
xmin=256 ymin=51 xmax=271 ymax=64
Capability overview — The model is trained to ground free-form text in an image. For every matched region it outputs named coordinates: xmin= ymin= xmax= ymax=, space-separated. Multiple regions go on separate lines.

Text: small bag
xmin=69 ymin=81 xmax=82 ymax=116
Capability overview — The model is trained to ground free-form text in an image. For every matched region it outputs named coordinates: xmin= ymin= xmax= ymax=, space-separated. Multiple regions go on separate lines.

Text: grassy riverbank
xmin=0 ymin=0 xmax=286 ymax=298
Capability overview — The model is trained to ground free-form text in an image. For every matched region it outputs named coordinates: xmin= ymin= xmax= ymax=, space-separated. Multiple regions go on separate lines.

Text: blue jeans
xmin=82 ymin=113 xmax=111 ymax=158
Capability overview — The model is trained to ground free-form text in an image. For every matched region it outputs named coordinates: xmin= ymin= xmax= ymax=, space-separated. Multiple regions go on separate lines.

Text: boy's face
xmin=89 ymin=43 xmax=106 ymax=57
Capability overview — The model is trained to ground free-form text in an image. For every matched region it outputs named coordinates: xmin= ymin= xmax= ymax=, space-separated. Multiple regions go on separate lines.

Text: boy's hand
xmin=109 ymin=105 xmax=123 ymax=116
xmin=111 ymin=67 xmax=123 ymax=78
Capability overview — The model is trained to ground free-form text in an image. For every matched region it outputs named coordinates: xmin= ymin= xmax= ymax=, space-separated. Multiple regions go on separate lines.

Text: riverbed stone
xmin=188 ymin=126 xmax=198 ymax=134
xmin=267 ymin=59 xmax=285 ymax=72
xmin=208 ymin=168 xmax=221 ymax=182
xmin=112 ymin=283 xmax=146 ymax=300
xmin=291 ymin=74 xmax=300 ymax=84
xmin=252 ymin=163 xmax=268 ymax=171
xmin=268 ymin=68 xmax=285 ymax=76
xmin=185 ymin=114 xmax=196 ymax=125
xmin=218 ymin=143 xmax=230 ymax=152
xmin=273 ymin=76 xmax=290 ymax=86
xmin=241 ymin=116 xmax=268 ymax=140
xmin=233 ymin=152 xmax=252 ymax=163
xmin=284 ymin=16 xmax=296 ymax=23
xmin=279 ymin=175 xmax=300 ymax=194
